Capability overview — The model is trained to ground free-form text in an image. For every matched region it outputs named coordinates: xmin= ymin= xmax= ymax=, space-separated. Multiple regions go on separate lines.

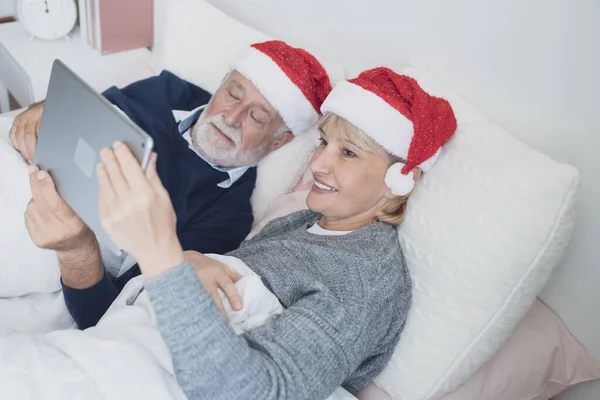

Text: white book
xmin=93 ymin=0 xmax=102 ymax=50
xmin=85 ymin=0 xmax=93 ymax=46
xmin=78 ymin=0 xmax=88 ymax=42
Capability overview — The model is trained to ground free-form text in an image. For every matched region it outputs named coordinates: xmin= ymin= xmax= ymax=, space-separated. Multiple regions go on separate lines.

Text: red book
xmin=98 ymin=0 xmax=153 ymax=55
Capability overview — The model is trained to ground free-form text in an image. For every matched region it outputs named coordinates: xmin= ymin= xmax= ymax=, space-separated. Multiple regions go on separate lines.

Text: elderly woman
xmin=97 ymin=67 xmax=457 ymax=399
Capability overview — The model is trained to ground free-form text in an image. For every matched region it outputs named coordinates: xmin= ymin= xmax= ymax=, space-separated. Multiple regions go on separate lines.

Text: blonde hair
xmin=318 ymin=113 xmax=421 ymax=225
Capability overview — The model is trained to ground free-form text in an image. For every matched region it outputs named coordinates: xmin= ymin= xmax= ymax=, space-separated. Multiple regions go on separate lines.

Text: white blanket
xmin=0 ymin=116 xmax=357 ymax=400
xmin=0 ymin=253 xmax=357 ymax=399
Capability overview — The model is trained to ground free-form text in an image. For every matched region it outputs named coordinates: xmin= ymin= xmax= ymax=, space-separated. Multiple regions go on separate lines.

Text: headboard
xmin=152 ymin=0 xmax=600 ymax=397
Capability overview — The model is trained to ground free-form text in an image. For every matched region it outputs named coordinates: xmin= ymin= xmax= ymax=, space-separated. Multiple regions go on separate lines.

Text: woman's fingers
xmin=100 ymin=147 xmax=129 ymax=195
xmin=218 ymin=274 xmax=243 ymax=311
xmin=145 ymin=153 xmax=165 ymax=192
xmin=225 ymin=267 xmax=243 ymax=283
xmin=112 ymin=141 xmax=147 ymax=191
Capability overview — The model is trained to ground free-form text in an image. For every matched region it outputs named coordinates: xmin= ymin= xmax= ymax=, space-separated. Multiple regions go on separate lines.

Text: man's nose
xmin=223 ymin=104 xmax=245 ymax=129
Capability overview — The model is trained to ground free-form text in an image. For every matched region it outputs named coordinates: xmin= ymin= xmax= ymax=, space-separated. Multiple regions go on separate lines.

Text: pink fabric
xmin=247 ymin=168 xmax=312 ymax=238
xmin=357 ymin=300 xmax=600 ymax=400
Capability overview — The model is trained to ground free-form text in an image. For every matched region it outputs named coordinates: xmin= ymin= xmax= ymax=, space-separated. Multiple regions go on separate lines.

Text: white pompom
xmin=385 ymin=163 xmax=415 ymax=196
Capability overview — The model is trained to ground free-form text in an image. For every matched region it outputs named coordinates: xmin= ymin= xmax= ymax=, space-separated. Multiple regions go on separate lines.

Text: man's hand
xmin=9 ymin=101 xmax=45 ymax=164
xmin=24 ymin=165 xmax=92 ymax=252
xmin=184 ymin=250 xmax=243 ymax=320
xmin=25 ymin=164 xmax=104 ymax=289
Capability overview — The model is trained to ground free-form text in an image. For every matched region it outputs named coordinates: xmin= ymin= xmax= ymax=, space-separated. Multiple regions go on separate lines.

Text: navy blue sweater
xmin=62 ymin=71 xmax=257 ymax=329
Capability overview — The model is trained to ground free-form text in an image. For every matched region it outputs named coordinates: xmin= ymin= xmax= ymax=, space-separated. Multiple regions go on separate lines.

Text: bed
xmin=0 ymin=0 xmax=599 ymax=399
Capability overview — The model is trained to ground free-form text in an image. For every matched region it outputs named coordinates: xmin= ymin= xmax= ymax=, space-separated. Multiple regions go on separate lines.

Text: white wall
xmin=202 ymin=0 xmax=599 ymax=398
xmin=0 ymin=0 xmax=16 ymax=18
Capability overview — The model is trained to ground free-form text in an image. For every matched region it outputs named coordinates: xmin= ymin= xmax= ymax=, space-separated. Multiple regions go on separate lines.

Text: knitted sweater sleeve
xmin=145 ymin=262 xmax=380 ymax=400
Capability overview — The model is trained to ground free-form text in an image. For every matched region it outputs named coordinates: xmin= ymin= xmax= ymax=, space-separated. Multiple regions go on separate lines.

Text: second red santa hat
xmin=321 ymin=67 xmax=457 ymax=196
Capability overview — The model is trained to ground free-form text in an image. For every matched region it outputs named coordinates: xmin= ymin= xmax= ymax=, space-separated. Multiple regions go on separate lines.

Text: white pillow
xmin=159 ymin=0 xmax=344 ymax=221
xmin=373 ymin=65 xmax=579 ymax=399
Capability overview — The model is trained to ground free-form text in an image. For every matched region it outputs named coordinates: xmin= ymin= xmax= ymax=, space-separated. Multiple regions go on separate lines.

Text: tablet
xmin=34 ymin=59 xmax=154 ymax=255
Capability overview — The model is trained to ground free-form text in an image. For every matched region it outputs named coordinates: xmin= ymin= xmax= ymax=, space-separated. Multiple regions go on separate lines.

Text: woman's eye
xmin=343 ymin=149 xmax=356 ymax=157
xmin=228 ymin=91 xmax=240 ymax=100
xmin=318 ymin=138 xmax=327 ymax=146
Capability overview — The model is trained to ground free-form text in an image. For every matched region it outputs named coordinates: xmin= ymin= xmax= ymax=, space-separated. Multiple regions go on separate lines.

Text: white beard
xmin=190 ymin=112 xmax=270 ymax=167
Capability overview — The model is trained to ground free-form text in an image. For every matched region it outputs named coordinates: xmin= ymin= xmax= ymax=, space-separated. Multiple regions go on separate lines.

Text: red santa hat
xmin=230 ymin=40 xmax=333 ymax=135
xmin=320 ymin=67 xmax=457 ymax=196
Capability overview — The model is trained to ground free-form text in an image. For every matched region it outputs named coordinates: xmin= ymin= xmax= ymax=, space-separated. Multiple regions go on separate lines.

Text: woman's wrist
xmin=136 ymin=239 xmax=185 ymax=279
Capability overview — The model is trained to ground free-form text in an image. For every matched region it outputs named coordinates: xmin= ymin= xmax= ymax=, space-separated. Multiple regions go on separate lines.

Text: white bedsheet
xmin=0 ymin=255 xmax=357 ymax=399
xmin=0 ymin=115 xmax=357 ymax=400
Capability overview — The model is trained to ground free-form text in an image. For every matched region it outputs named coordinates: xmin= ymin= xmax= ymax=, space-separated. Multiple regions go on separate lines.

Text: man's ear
xmin=268 ymin=131 xmax=294 ymax=152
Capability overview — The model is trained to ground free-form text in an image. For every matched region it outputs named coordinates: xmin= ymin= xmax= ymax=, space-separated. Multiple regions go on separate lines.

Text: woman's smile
xmin=312 ymin=178 xmax=338 ymax=194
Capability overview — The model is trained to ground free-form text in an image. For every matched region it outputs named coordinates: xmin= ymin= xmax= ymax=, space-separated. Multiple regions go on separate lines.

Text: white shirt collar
xmin=307 ymin=222 xmax=353 ymax=235
xmin=174 ymin=105 xmax=249 ymax=189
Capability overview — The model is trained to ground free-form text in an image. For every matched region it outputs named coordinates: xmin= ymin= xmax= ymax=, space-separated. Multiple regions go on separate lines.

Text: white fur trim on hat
xmin=230 ymin=47 xmax=319 ymax=134
xmin=417 ymin=148 xmax=442 ymax=172
xmin=320 ymin=81 xmax=414 ymax=159
xmin=385 ymin=163 xmax=415 ymax=196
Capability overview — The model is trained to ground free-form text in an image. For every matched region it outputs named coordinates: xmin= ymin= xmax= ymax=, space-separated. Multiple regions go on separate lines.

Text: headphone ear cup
xmin=385 ymin=163 xmax=415 ymax=196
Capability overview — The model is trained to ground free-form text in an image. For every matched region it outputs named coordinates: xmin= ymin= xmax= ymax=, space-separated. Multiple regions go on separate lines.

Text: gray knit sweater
xmin=145 ymin=210 xmax=412 ymax=400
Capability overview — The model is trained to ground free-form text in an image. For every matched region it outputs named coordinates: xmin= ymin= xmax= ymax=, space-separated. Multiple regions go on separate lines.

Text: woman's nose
xmin=309 ymin=147 xmax=332 ymax=175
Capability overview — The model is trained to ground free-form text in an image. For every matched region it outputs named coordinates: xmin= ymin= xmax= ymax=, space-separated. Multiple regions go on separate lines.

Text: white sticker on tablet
xmin=73 ymin=137 xmax=97 ymax=178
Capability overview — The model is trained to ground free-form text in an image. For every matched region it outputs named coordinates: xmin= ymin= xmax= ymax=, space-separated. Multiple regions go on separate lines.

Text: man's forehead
xmin=226 ymin=71 xmax=278 ymax=115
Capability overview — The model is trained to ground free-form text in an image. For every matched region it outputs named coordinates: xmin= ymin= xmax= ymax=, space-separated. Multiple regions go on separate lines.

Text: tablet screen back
xmin=34 ymin=60 xmax=154 ymax=255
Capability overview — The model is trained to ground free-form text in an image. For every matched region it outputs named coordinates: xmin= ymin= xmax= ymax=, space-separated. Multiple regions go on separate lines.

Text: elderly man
xmin=9 ymin=40 xmax=333 ymax=329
